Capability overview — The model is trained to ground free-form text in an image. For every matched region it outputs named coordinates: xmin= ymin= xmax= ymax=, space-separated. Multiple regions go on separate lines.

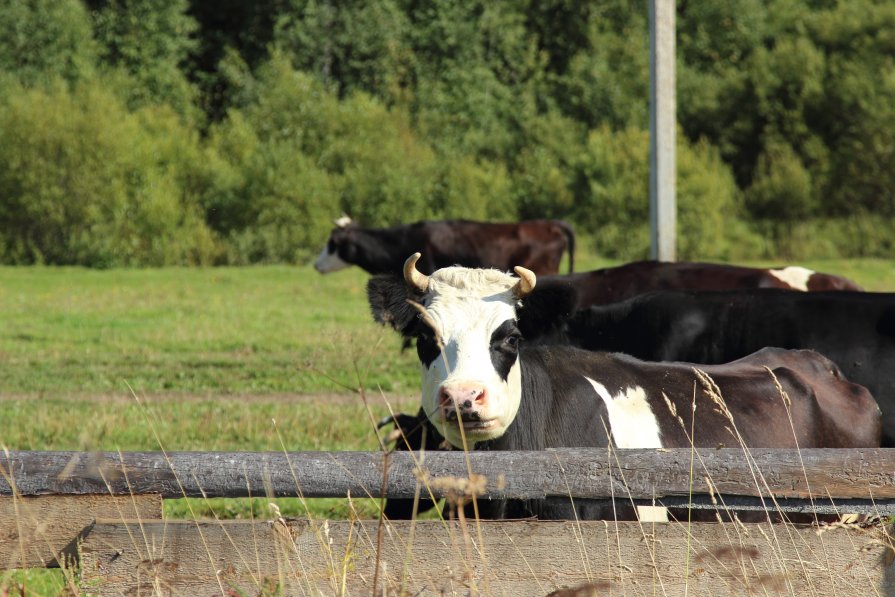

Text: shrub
xmin=207 ymin=55 xmax=447 ymax=262
xmin=0 ymin=79 xmax=217 ymax=266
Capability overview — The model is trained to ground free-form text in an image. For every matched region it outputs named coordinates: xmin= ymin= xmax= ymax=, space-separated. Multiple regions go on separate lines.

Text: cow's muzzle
xmin=438 ymin=383 xmax=489 ymax=422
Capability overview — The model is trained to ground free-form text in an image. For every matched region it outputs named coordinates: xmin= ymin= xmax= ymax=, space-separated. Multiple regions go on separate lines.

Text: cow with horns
xmin=368 ymin=254 xmax=881 ymax=520
xmin=314 ymin=216 xmax=576 ymax=276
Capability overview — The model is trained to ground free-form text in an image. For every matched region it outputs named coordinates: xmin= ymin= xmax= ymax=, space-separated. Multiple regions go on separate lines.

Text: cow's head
xmin=368 ymin=253 xmax=576 ymax=448
xmin=314 ymin=215 xmax=356 ymax=273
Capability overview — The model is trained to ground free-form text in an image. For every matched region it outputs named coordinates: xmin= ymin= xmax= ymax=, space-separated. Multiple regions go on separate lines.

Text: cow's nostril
xmin=439 ymin=385 xmax=487 ymax=411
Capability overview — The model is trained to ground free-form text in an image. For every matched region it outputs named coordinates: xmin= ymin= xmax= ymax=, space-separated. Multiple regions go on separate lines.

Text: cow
xmin=314 ymin=216 xmax=575 ymax=276
xmin=367 ymin=255 xmax=881 ymax=520
xmin=541 ymin=260 xmax=863 ymax=310
xmin=562 ymin=288 xmax=895 ymax=446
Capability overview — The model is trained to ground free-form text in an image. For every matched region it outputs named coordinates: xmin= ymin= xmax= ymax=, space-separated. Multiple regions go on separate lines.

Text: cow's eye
xmin=503 ymin=334 xmax=521 ymax=349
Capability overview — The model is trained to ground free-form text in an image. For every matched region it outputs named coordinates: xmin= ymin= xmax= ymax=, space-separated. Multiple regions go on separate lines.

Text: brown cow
xmin=314 ymin=216 xmax=575 ymax=275
xmin=543 ymin=260 xmax=862 ymax=309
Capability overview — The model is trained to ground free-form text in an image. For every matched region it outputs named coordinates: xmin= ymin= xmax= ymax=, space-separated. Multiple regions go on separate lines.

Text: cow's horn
xmin=512 ymin=266 xmax=536 ymax=298
xmin=404 ymin=252 xmax=429 ymax=293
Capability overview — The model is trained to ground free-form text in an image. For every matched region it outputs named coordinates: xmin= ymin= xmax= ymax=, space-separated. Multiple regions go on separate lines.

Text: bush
xmin=431 ymin=156 xmax=514 ymax=221
xmin=207 ymin=55 xmax=448 ymax=262
xmin=0 ymin=79 xmax=217 ymax=266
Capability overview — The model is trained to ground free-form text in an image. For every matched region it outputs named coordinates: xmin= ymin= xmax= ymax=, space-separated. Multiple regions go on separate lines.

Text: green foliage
xmin=0 ymin=79 xmax=217 ymax=266
xmin=551 ymin=3 xmax=649 ymax=129
xmin=575 ymin=126 xmax=755 ymax=260
xmin=206 ymin=55 xmax=443 ymax=261
xmin=0 ymin=0 xmax=96 ymax=85
xmin=0 ymin=0 xmax=893 ymax=264
xmin=274 ymin=0 xmax=413 ymax=102
xmin=90 ymin=0 xmax=200 ymax=120
xmin=431 ymin=156 xmax=515 ymax=221
xmin=746 ymin=138 xmax=815 ymax=222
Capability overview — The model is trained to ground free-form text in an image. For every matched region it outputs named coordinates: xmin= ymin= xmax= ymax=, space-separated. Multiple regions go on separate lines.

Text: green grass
xmin=0 ymin=265 xmax=421 ymax=395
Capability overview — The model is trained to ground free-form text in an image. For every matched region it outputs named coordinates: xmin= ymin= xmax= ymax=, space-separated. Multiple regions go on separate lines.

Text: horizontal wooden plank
xmin=4 ymin=449 xmax=895 ymax=506
xmin=80 ymin=518 xmax=895 ymax=596
xmin=0 ymin=494 xmax=161 ymax=570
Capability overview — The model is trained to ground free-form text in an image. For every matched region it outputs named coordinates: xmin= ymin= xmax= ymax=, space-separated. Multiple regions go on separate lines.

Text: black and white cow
xmin=314 ymin=216 xmax=575 ymax=276
xmin=368 ymin=255 xmax=881 ymax=520
xmin=562 ymin=288 xmax=895 ymax=445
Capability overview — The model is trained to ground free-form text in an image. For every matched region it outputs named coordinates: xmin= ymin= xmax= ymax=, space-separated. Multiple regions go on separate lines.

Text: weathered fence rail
xmin=4 ymin=447 xmax=895 ymax=499
xmin=4 ymin=449 xmax=895 ymax=595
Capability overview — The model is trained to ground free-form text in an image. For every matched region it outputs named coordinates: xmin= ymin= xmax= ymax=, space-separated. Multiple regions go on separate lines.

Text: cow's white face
xmin=415 ymin=267 xmax=526 ymax=448
xmin=314 ymin=241 xmax=351 ymax=273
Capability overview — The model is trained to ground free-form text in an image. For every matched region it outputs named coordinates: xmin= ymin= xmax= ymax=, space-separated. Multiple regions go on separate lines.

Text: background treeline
xmin=0 ymin=0 xmax=893 ymax=267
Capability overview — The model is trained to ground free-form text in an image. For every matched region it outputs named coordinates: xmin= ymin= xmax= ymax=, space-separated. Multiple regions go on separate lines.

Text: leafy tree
xmin=551 ymin=4 xmax=649 ymax=130
xmin=187 ymin=0 xmax=288 ymax=121
xmin=274 ymin=0 xmax=413 ymax=102
xmin=89 ymin=0 xmax=199 ymax=119
xmin=0 ymin=0 xmax=96 ymax=85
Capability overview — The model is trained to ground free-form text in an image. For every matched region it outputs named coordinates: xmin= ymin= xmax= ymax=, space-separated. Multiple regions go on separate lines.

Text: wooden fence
xmin=3 ymin=448 xmax=895 ymax=595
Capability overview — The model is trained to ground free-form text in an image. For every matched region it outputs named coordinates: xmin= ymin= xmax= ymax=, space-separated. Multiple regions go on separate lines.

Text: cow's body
xmin=368 ymin=257 xmax=881 ymax=520
xmin=474 ymin=346 xmax=878 ymax=519
xmin=566 ymin=289 xmax=895 ymax=445
xmin=542 ymin=260 xmax=862 ymax=309
xmin=314 ymin=217 xmax=575 ymax=275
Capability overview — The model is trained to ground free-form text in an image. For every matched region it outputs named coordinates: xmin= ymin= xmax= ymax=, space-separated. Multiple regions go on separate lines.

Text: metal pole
xmin=649 ymin=0 xmax=676 ymax=261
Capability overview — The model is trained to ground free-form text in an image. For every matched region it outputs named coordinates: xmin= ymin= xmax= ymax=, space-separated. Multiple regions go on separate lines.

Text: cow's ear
xmin=516 ymin=281 xmax=577 ymax=340
xmin=367 ymin=275 xmax=423 ymax=337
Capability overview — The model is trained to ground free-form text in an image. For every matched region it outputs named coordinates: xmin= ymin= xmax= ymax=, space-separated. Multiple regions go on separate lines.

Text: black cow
xmin=314 ymin=216 xmax=575 ymax=276
xmin=541 ymin=260 xmax=863 ymax=310
xmin=563 ymin=288 xmax=895 ymax=446
xmin=368 ymin=255 xmax=881 ymax=520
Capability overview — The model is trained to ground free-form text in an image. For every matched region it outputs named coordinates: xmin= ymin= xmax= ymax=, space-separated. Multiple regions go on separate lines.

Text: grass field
xmin=2 ymin=257 xmax=894 ymax=593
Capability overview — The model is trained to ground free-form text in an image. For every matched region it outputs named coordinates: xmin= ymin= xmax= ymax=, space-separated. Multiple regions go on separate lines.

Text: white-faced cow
xmin=314 ymin=216 xmax=575 ymax=276
xmin=368 ymin=255 xmax=881 ymax=520
xmin=563 ymin=288 xmax=895 ymax=445
xmin=541 ymin=260 xmax=862 ymax=310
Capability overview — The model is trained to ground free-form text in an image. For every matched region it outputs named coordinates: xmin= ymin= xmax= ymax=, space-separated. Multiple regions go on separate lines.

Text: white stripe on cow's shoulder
xmin=769 ymin=266 xmax=814 ymax=291
xmin=584 ymin=377 xmax=663 ymax=449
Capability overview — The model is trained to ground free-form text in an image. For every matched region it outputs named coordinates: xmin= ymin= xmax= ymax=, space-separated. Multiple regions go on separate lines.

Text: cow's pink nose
xmin=438 ymin=384 xmax=487 ymax=410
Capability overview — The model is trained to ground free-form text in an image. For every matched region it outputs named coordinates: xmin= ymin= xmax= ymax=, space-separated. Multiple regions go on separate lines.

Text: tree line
xmin=0 ymin=0 xmax=892 ymax=267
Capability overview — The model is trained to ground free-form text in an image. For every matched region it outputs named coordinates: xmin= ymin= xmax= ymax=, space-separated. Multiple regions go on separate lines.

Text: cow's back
xmin=543 ymin=261 xmax=862 ymax=309
xmin=568 ymin=289 xmax=895 ymax=445
xmin=421 ymin=219 xmax=570 ymax=275
xmin=499 ymin=345 xmax=879 ymax=451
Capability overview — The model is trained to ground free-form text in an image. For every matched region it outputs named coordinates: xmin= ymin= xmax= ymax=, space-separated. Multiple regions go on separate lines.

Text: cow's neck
xmin=481 ymin=347 xmax=613 ymax=451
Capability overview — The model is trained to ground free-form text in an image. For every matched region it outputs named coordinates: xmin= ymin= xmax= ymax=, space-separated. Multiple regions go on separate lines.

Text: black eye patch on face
xmin=489 ymin=319 xmax=521 ymax=381
xmin=416 ymin=327 xmax=440 ymax=367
